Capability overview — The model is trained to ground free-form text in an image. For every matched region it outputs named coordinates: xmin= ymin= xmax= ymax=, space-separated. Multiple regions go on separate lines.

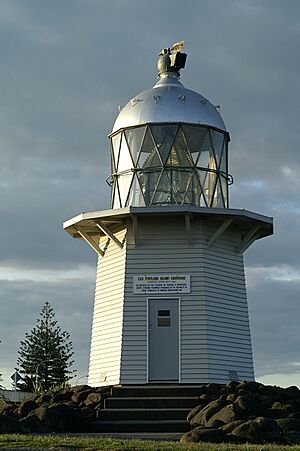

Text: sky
xmin=0 ymin=0 xmax=300 ymax=390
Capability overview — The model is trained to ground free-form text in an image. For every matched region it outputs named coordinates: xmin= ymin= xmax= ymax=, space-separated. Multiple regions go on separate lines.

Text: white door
xmin=148 ymin=298 xmax=179 ymax=381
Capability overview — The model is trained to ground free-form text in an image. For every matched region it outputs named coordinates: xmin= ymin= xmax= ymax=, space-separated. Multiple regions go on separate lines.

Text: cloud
xmin=0 ymin=269 xmax=95 ymax=388
xmin=248 ymin=271 xmax=300 ymax=377
xmin=0 ymin=0 xmax=300 ymax=388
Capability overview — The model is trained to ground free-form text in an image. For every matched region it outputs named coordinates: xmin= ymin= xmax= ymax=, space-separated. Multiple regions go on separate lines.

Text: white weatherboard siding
xmin=122 ymin=216 xmax=209 ymax=384
xmin=88 ymin=227 xmax=127 ymax=387
xmin=202 ymin=223 xmax=254 ymax=383
xmin=87 ymin=213 xmax=254 ymax=386
xmin=64 ymin=207 xmax=271 ymax=386
xmin=121 ymin=215 xmax=254 ymax=384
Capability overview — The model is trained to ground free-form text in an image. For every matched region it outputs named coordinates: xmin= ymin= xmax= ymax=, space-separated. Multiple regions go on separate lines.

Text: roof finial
xmin=157 ymin=40 xmax=187 ymax=78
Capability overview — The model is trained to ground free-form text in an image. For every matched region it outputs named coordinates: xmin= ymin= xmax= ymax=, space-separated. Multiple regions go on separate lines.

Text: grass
xmin=1 ymin=436 xmax=300 ymax=451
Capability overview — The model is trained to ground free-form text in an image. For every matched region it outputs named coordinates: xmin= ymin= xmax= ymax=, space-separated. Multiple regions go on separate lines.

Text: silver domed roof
xmin=112 ymin=74 xmax=226 ymax=133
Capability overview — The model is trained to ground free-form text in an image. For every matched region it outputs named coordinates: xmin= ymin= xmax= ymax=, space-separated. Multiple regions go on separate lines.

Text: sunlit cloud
xmin=247 ymin=265 xmax=300 ymax=283
xmin=0 ymin=264 xmax=95 ymax=283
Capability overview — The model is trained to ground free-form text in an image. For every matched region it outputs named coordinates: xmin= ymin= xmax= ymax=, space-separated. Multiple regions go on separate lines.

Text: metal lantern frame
xmin=108 ymin=123 xmax=232 ymax=209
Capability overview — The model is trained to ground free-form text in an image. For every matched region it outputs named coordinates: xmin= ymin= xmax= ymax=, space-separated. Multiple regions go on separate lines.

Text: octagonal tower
xmin=64 ymin=43 xmax=273 ymax=386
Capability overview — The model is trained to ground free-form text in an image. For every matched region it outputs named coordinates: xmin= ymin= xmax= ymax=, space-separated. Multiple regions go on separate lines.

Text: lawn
xmin=1 ymin=435 xmax=300 ymax=451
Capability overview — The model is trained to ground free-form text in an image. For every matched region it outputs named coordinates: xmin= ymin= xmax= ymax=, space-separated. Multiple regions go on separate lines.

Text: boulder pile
xmin=0 ymin=384 xmax=111 ymax=434
xmin=1 ymin=380 xmax=300 ymax=444
xmin=181 ymin=380 xmax=300 ymax=444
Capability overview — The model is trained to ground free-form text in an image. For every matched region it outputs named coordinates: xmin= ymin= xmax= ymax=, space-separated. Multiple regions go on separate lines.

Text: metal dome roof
xmin=112 ymin=73 xmax=226 ymax=134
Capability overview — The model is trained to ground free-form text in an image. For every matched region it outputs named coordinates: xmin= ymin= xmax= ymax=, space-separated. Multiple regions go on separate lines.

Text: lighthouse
xmin=64 ymin=43 xmax=273 ymax=386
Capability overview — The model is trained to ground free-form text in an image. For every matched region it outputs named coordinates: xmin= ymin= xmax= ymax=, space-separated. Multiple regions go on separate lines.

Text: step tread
xmin=92 ymin=420 xmax=188 ymax=424
xmin=106 ymin=396 xmax=199 ymax=400
xmin=100 ymin=408 xmax=190 ymax=411
xmin=112 ymin=385 xmax=203 ymax=388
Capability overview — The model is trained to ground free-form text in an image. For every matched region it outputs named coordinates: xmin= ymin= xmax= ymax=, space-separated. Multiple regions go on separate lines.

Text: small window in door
xmin=157 ymin=309 xmax=170 ymax=327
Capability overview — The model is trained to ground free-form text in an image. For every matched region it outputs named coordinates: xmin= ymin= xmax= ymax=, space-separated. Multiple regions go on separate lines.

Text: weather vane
xmin=160 ymin=40 xmax=185 ymax=55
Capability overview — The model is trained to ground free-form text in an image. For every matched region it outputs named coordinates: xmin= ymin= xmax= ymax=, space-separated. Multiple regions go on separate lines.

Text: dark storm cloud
xmin=1 ymin=0 xmax=300 ymax=386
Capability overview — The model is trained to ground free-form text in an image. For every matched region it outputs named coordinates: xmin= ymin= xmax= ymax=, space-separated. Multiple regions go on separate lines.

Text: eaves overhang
xmin=63 ymin=206 xmax=273 ymax=255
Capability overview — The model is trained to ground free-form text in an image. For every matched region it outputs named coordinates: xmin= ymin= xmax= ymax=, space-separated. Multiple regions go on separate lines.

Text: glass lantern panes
xmin=125 ymin=126 xmax=146 ymax=165
xmin=118 ymin=172 xmax=134 ymax=206
xmin=150 ymin=125 xmax=177 ymax=163
xmin=109 ymin=124 xmax=229 ymax=209
xmin=137 ymin=128 xmax=161 ymax=168
xmin=210 ymin=130 xmax=225 ymax=166
xmin=151 ymin=171 xmax=171 ymax=205
xmin=167 ymin=128 xmax=193 ymax=167
xmin=118 ymin=134 xmax=133 ymax=172
xmin=138 ymin=169 xmax=162 ymax=206
xmin=111 ymin=133 xmax=121 ymax=172
xmin=126 ymin=174 xmax=146 ymax=207
xmin=182 ymin=125 xmax=208 ymax=154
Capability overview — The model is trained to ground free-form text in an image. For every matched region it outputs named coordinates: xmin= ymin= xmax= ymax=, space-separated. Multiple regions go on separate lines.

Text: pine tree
xmin=0 ymin=340 xmax=4 ymax=390
xmin=17 ymin=302 xmax=75 ymax=392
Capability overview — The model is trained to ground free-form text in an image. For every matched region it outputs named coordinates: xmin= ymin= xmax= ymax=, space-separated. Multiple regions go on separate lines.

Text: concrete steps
xmin=97 ymin=408 xmax=190 ymax=421
xmin=105 ymin=396 xmax=198 ymax=409
xmin=90 ymin=385 xmax=202 ymax=434
xmin=110 ymin=385 xmax=203 ymax=397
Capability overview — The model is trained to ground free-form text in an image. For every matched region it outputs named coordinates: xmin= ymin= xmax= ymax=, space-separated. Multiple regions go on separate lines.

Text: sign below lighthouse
xmin=133 ymin=274 xmax=191 ymax=294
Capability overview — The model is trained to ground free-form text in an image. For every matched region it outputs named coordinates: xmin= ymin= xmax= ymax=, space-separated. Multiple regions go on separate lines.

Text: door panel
xmin=148 ymin=298 xmax=179 ymax=381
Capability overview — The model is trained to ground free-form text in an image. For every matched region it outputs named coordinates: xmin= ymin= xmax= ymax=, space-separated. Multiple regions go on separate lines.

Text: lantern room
xmin=109 ymin=47 xmax=231 ymax=209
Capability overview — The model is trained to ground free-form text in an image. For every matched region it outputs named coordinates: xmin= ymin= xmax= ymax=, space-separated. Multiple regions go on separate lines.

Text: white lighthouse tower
xmin=64 ymin=43 xmax=273 ymax=386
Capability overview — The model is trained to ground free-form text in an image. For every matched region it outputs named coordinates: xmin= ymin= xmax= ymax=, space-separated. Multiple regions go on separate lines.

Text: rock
xmin=17 ymin=399 xmax=37 ymax=418
xmin=96 ymin=386 xmax=111 ymax=394
xmin=20 ymin=416 xmax=53 ymax=433
xmin=204 ymin=383 xmax=222 ymax=392
xmin=85 ymin=392 xmax=102 ymax=406
xmin=0 ymin=414 xmax=27 ymax=433
xmin=72 ymin=385 xmax=91 ymax=394
xmin=276 ymin=417 xmax=300 ymax=433
xmin=51 ymin=390 xmax=72 ymax=403
xmin=28 ymin=406 xmax=48 ymax=422
xmin=270 ymin=401 xmax=293 ymax=418
xmin=286 ymin=431 xmax=300 ymax=444
xmin=258 ymin=384 xmax=280 ymax=398
xmin=181 ymin=426 xmax=227 ymax=443
xmin=0 ymin=401 xmax=15 ymax=415
xmin=226 ymin=394 xmax=236 ymax=402
xmin=80 ymin=406 xmax=96 ymax=422
xmin=71 ymin=389 xmax=92 ymax=404
xmin=231 ymin=416 xmax=284 ymax=444
xmin=186 ymin=403 xmax=207 ymax=423
xmin=56 ymin=400 xmax=74 ymax=407
xmin=190 ymin=397 xmax=227 ymax=427
xmin=285 ymin=386 xmax=300 ymax=396
xmin=235 ymin=394 xmax=260 ymax=414
xmin=206 ymin=403 xmax=243 ymax=427
xmin=220 ymin=419 xmax=245 ymax=434
xmin=49 ymin=403 xmax=89 ymax=432
xmin=226 ymin=380 xmax=239 ymax=390
xmin=199 ymin=394 xmax=213 ymax=401
xmin=29 ymin=403 xmax=89 ymax=432
xmin=236 ymin=381 xmax=262 ymax=393
xmin=35 ymin=393 xmax=52 ymax=404
xmin=206 ymin=418 xmax=226 ymax=429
